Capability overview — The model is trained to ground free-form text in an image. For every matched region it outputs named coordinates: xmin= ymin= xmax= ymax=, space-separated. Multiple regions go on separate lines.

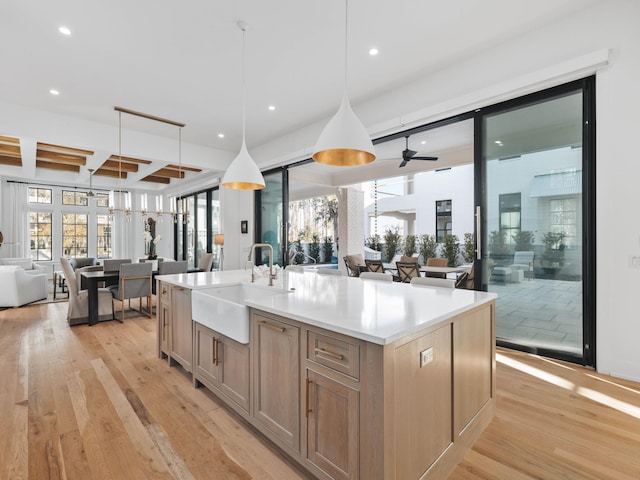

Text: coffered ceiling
xmin=0 ymin=0 xmax=602 ymax=192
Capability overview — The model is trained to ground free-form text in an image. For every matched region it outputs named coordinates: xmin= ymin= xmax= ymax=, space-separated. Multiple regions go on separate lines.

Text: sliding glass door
xmin=254 ymin=169 xmax=287 ymax=267
xmin=476 ymin=78 xmax=595 ymax=365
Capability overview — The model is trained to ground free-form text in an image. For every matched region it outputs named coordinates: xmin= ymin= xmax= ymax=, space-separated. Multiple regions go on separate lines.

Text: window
xmin=435 ymin=200 xmax=452 ymax=242
xmin=96 ymin=193 xmax=110 ymax=208
xmin=62 ymin=190 xmax=88 ymax=206
xmin=30 ymin=212 xmax=52 ymax=261
xmin=62 ymin=213 xmax=88 ymax=257
xmin=28 ymin=187 xmax=52 ymax=204
xmin=96 ymin=215 xmax=112 ymax=258
xmin=550 ymin=198 xmax=577 ymax=247
xmin=499 ymin=193 xmax=521 ymax=247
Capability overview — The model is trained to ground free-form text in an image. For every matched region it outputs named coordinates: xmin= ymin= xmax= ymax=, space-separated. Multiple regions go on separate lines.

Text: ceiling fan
xmin=400 ymin=136 xmax=438 ymax=167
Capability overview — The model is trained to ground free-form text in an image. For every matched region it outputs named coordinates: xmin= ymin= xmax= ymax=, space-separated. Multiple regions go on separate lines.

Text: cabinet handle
xmin=212 ymin=338 xmax=220 ymax=366
xmin=314 ymin=347 xmax=344 ymax=361
xmin=306 ymin=378 xmax=312 ymax=418
xmin=212 ymin=337 xmax=216 ymax=365
xmin=258 ymin=320 xmax=285 ymax=333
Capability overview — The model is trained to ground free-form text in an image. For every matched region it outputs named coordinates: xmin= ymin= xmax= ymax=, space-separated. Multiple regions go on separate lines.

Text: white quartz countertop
xmin=158 ymin=269 xmax=496 ymax=345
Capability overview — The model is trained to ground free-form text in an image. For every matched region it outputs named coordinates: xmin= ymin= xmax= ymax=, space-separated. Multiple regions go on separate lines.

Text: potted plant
xmin=512 ymin=230 xmax=535 ymax=252
xmin=404 ymin=234 xmax=416 ymax=257
xmin=462 ymin=233 xmax=475 ymax=264
xmin=419 ymin=234 xmax=437 ymax=263
xmin=488 ymin=230 xmax=510 ymax=265
xmin=442 ymin=234 xmax=460 ymax=267
xmin=542 ymin=231 xmax=566 ymax=270
xmin=309 ymin=234 xmax=320 ymax=263
xmin=383 ymin=227 xmax=401 ymax=263
xmin=322 ymin=237 xmax=334 ymax=263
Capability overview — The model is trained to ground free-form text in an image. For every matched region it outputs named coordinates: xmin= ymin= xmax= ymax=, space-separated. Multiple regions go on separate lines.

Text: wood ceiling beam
xmin=166 ymin=163 xmax=202 ymax=173
xmin=36 ymin=160 xmax=79 ymax=172
xmin=152 ymin=168 xmax=185 ymax=179
xmin=94 ymin=169 xmax=127 ymax=179
xmin=38 ymin=142 xmax=94 ymax=156
xmin=0 ymin=154 xmax=22 ymax=166
xmin=141 ymin=175 xmax=171 ymax=184
xmin=36 ymin=150 xmax=86 ymax=165
xmin=0 ymin=135 xmax=20 ymax=145
xmin=100 ymin=159 xmax=139 ymax=172
xmin=0 ymin=144 xmax=21 ymax=156
xmin=107 ymin=154 xmax=152 ymax=165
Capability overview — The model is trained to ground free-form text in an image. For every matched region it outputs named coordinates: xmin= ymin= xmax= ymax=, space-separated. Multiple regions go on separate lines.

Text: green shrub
xmin=322 ymin=237 xmax=334 ymax=263
xmin=462 ymin=233 xmax=475 ymax=264
xmin=383 ymin=227 xmax=401 ymax=263
xmin=442 ymin=234 xmax=460 ymax=267
xmin=404 ymin=234 xmax=416 ymax=257
xmin=419 ymin=234 xmax=437 ymax=262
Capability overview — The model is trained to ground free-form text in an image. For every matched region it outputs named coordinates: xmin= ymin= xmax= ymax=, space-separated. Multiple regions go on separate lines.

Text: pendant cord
xmin=344 ymin=0 xmax=349 ymax=96
xmin=241 ymin=25 xmax=247 ymax=144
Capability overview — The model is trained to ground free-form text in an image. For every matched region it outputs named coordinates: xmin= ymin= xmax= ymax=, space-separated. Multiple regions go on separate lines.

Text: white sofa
xmin=0 ymin=257 xmax=48 ymax=275
xmin=0 ymin=265 xmax=48 ymax=307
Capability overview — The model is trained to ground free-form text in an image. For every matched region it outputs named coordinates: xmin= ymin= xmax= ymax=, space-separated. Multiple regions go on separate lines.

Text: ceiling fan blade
xmin=402 ymin=148 xmax=417 ymax=160
xmin=399 ymin=158 xmax=409 ymax=168
xmin=411 ymin=156 xmax=438 ymax=161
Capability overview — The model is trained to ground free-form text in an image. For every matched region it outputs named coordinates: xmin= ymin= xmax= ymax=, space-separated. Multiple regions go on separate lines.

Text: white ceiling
xmin=0 ymin=0 xmax=598 ymax=190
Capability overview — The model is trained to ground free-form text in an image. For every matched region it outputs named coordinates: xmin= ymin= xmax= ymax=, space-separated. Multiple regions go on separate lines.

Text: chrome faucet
xmin=248 ymin=243 xmax=275 ymax=286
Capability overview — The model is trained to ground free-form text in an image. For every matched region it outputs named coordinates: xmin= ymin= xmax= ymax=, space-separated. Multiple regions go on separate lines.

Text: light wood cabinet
xmin=170 ymin=285 xmax=192 ymax=372
xmin=158 ymin=282 xmax=170 ymax=358
xmin=156 ymin=280 xmax=192 ymax=371
xmin=194 ymin=323 xmax=250 ymax=413
xmin=252 ymin=312 xmax=300 ymax=452
xmin=306 ymin=369 xmax=359 ymax=480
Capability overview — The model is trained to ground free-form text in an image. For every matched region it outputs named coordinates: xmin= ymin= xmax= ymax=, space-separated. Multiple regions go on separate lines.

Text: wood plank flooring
xmin=2 ymin=302 xmax=640 ymax=479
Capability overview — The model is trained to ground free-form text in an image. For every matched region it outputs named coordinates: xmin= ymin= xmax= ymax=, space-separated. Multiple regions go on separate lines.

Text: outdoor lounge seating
xmin=344 ymin=254 xmax=366 ymax=277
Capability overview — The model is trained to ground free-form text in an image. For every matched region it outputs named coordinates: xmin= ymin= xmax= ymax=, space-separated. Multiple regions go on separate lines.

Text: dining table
xmin=81 ymin=266 xmax=204 ymax=326
xmin=81 ymin=270 xmax=121 ymax=326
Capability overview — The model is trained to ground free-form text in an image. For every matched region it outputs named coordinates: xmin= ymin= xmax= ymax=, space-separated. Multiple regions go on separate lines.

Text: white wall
xmin=242 ymin=1 xmax=640 ymax=380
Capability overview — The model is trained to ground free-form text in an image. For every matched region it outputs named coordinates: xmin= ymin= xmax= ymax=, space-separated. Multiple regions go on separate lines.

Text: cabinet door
xmin=253 ymin=314 xmax=300 ymax=452
xmin=306 ymin=370 xmax=359 ymax=480
xmin=194 ymin=323 xmax=220 ymax=389
xmin=170 ymin=286 xmax=192 ymax=372
xmin=219 ymin=336 xmax=250 ymax=413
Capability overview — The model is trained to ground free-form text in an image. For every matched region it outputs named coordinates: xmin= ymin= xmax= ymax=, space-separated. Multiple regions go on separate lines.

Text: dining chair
xmin=75 ymin=264 xmax=104 ymax=290
xmin=455 ymin=262 xmax=475 ymax=289
xmin=317 ymin=267 xmax=343 ymax=276
xmin=343 ymin=254 xmax=365 ymax=277
xmin=108 ymin=262 xmax=153 ymax=320
xmin=198 ymin=252 xmax=215 ymax=272
xmin=396 ymin=261 xmax=421 ymax=283
xmin=365 ymin=259 xmax=384 ymax=272
xmin=424 ymin=257 xmax=448 ymax=278
xmin=60 ymin=257 xmax=114 ymax=325
xmin=359 ymin=271 xmax=393 ymax=282
xmin=410 ymin=277 xmax=455 ymax=288
xmin=153 ymin=260 xmax=187 ymax=295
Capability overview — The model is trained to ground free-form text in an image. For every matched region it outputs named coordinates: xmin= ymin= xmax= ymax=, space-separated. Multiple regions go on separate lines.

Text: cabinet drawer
xmin=307 ymin=330 xmax=360 ymax=380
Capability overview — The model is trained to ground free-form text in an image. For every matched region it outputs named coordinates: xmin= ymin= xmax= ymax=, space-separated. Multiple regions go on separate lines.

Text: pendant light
xmin=221 ymin=21 xmax=266 ymax=190
xmin=87 ymin=168 xmax=95 ymax=197
xmin=312 ymin=0 xmax=375 ymax=166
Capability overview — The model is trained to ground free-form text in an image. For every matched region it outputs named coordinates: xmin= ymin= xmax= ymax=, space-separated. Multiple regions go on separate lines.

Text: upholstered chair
xmin=359 ymin=271 xmax=393 ymax=282
xmin=424 ymin=257 xmax=448 ymax=278
xmin=153 ymin=260 xmax=187 ymax=295
xmin=60 ymin=257 xmax=114 ymax=325
xmin=108 ymin=262 xmax=153 ymax=320
xmin=317 ymin=268 xmax=343 ymax=276
xmin=198 ymin=252 xmax=215 ymax=272
xmin=410 ymin=277 xmax=455 ymax=288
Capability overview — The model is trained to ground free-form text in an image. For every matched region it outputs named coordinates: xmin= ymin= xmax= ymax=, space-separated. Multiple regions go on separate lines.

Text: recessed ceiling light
xmin=58 ymin=26 xmax=71 ymax=35
xmin=421 ymin=140 xmax=426 ymax=145
xmin=218 ymin=133 xmax=225 ymax=138
xmin=369 ymin=47 xmax=378 ymax=56
xmin=49 ymin=89 xmax=60 ymax=95
xmin=268 ymin=105 xmax=276 ymax=111
xmin=495 ymin=140 xmax=503 ymax=146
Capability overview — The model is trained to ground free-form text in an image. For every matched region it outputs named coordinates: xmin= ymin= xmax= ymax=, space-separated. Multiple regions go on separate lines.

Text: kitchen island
xmin=156 ymin=269 xmax=496 ymax=480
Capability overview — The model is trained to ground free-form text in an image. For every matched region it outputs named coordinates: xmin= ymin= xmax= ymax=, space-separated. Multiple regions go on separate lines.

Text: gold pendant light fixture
xmin=221 ymin=21 xmax=266 ymax=190
xmin=312 ymin=0 xmax=375 ymax=166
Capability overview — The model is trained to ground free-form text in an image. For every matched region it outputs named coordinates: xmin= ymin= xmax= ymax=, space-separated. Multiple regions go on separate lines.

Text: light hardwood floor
xmin=2 ymin=302 xmax=640 ymax=479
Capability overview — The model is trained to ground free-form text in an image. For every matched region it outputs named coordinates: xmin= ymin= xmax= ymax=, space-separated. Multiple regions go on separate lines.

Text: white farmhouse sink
xmin=192 ymin=284 xmax=287 ymax=344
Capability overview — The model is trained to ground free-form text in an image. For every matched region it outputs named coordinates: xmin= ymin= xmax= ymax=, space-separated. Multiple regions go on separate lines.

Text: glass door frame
xmin=254 ymin=166 xmax=290 ymax=266
xmin=473 ymin=77 xmax=596 ymax=367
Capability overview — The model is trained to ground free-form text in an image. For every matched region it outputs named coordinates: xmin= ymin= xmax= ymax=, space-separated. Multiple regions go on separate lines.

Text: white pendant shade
xmin=312 ymin=95 xmax=375 ymax=166
xmin=221 ymin=140 xmax=265 ymax=190
xmin=221 ymin=21 xmax=266 ymax=190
